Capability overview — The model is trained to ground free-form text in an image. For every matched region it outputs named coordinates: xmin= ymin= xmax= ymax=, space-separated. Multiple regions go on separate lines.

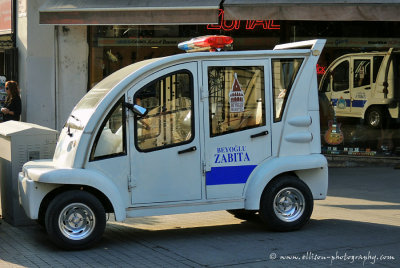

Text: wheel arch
xmin=32 ymin=168 xmax=126 ymax=221
xmin=364 ymin=104 xmax=390 ymax=119
xmin=244 ymin=154 xmax=328 ymax=210
xmin=39 ymin=185 xmax=115 ymax=224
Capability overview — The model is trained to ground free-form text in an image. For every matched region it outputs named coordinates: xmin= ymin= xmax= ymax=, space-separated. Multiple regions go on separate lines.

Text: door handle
xmin=178 ymin=146 xmax=197 ymax=154
xmin=344 ymin=90 xmax=350 ymax=93
xmin=251 ymin=131 xmax=269 ymax=139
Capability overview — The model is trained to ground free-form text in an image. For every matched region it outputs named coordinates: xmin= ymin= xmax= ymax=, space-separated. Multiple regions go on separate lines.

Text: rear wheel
xmin=45 ymin=190 xmax=106 ymax=250
xmin=259 ymin=175 xmax=313 ymax=231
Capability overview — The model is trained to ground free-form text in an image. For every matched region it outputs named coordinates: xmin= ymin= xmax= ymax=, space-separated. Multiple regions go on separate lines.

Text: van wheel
xmin=259 ymin=175 xmax=313 ymax=232
xmin=366 ymin=106 xmax=385 ymax=129
xmin=45 ymin=190 xmax=106 ymax=250
xmin=227 ymin=209 xmax=257 ymax=221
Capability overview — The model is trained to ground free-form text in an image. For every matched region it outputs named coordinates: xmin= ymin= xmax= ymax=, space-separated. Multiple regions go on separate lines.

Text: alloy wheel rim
xmin=369 ymin=111 xmax=380 ymax=127
xmin=273 ymin=187 xmax=305 ymax=222
xmin=58 ymin=203 xmax=96 ymax=240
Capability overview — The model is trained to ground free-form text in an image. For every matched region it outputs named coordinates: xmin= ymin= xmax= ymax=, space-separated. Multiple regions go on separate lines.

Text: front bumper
xmin=18 ymin=172 xmax=39 ymax=219
xmin=18 ymin=172 xmax=58 ymax=220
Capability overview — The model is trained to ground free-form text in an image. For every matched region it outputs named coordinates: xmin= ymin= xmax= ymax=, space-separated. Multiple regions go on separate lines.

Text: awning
xmin=223 ymin=0 xmax=400 ymax=21
xmin=39 ymin=0 xmax=220 ymax=25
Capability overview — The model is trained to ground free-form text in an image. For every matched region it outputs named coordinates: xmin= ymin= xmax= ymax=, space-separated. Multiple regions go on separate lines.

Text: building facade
xmin=14 ymin=0 xmax=400 ymax=160
xmin=0 ymin=0 xmax=17 ymax=108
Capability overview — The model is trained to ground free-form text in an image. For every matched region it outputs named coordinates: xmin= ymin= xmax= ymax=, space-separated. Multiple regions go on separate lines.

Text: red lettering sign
xmin=207 ymin=9 xmax=280 ymax=32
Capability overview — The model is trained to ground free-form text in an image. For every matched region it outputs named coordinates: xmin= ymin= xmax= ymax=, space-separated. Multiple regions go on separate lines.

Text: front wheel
xmin=259 ymin=175 xmax=313 ymax=232
xmin=45 ymin=190 xmax=106 ymax=250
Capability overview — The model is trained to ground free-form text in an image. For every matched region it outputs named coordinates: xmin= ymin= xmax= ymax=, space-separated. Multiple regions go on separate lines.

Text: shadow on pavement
xmin=327 ymin=167 xmax=400 ymax=204
xmin=1 ymin=217 xmax=399 ymax=267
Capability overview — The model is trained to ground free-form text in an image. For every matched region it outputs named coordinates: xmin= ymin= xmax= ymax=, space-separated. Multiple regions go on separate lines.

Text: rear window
xmin=373 ymin=56 xmax=384 ymax=83
xmin=272 ymin=58 xmax=303 ymax=122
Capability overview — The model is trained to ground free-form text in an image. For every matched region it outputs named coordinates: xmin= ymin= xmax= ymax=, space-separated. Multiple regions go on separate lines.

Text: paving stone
xmin=0 ymin=167 xmax=399 ymax=267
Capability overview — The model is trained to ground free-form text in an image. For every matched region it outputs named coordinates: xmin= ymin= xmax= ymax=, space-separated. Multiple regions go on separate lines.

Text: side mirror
xmin=124 ymin=102 xmax=148 ymax=117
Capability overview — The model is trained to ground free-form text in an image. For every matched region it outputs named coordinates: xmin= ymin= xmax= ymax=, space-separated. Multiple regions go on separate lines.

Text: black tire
xmin=365 ymin=106 xmax=386 ymax=129
xmin=45 ymin=190 xmax=106 ymax=250
xmin=37 ymin=217 xmax=45 ymax=228
xmin=259 ymin=175 xmax=313 ymax=232
xmin=227 ymin=209 xmax=258 ymax=221
xmin=37 ymin=203 xmax=47 ymax=228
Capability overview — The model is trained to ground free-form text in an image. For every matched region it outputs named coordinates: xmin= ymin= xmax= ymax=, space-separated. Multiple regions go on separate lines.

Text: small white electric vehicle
xmin=19 ymin=37 xmax=328 ymax=249
xmin=319 ymin=49 xmax=400 ymax=128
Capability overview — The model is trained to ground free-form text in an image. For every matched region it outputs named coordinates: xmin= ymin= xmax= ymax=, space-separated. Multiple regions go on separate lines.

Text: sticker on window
xmin=229 ymin=73 xmax=245 ymax=113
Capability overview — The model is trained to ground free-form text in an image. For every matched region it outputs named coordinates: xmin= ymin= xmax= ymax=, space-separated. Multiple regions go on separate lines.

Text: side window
xmin=135 ymin=71 xmax=193 ymax=151
xmin=354 ymin=59 xmax=371 ymax=87
xmin=332 ymin=60 xmax=349 ymax=92
xmin=90 ymin=97 xmax=126 ymax=161
xmin=208 ymin=66 xmax=265 ymax=137
xmin=320 ymin=72 xmax=331 ymax=93
xmin=272 ymin=58 xmax=303 ymax=122
xmin=373 ymin=56 xmax=384 ymax=83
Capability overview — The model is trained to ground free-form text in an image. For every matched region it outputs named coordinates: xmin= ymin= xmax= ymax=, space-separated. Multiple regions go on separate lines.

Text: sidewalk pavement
xmin=0 ymin=167 xmax=399 ymax=267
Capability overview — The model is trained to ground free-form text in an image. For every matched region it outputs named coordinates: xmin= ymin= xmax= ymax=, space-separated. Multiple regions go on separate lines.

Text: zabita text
xmin=214 ymin=145 xmax=251 ymax=163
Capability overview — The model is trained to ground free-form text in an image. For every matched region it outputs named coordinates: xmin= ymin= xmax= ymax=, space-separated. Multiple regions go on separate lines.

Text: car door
xmin=128 ymin=62 xmax=202 ymax=204
xmin=329 ymin=59 xmax=352 ymax=116
xmin=201 ymin=60 xmax=271 ymax=199
xmin=351 ymin=56 xmax=371 ymax=116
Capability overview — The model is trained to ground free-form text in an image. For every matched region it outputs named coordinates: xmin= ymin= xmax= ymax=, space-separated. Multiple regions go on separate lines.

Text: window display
xmin=319 ymin=49 xmax=400 ymax=157
xmin=0 ymin=75 xmax=6 ymax=108
xmin=88 ymin=21 xmax=400 ymax=158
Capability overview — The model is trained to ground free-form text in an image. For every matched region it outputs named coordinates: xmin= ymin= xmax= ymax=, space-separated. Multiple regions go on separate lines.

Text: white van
xmin=18 ymin=37 xmax=328 ymax=250
xmin=319 ymin=49 xmax=400 ymax=128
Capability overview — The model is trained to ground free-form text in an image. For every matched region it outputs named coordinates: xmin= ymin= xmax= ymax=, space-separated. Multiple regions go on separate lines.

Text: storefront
xmin=20 ymin=0 xmax=400 ymax=163
xmin=0 ymin=0 xmax=17 ymax=108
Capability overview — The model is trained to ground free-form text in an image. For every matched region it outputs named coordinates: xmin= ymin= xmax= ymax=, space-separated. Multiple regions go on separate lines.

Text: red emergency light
xmin=178 ymin=35 xmax=233 ymax=52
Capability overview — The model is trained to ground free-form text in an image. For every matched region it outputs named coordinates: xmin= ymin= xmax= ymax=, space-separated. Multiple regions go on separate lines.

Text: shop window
xmin=90 ymin=97 xmax=126 ymax=161
xmin=320 ymin=73 xmax=331 ymax=93
xmin=135 ymin=71 xmax=193 ymax=151
xmin=373 ymin=56 xmax=384 ymax=83
xmin=272 ymin=58 xmax=303 ymax=122
xmin=208 ymin=66 xmax=265 ymax=137
xmin=332 ymin=61 xmax=349 ymax=92
xmin=353 ymin=59 xmax=371 ymax=87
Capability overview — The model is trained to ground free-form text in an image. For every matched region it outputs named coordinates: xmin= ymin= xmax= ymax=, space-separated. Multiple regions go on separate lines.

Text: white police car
xmin=19 ymin=36 xmax=328 ymax=249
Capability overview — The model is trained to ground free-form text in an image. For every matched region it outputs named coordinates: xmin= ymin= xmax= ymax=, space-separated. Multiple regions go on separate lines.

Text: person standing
xmin=1 ymin=81 xmax=21 ymax=122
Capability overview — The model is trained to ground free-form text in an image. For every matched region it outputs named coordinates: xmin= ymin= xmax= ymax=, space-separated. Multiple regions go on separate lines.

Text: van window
xmin=332 ymin=60 xmax=349 ymax=92
xmin=272 ymin=58 xmax=303 ymax=122
xmin=90 ymin=97 xmax=126 ymax=161
xmin=135 ymin=71 xmax=194 ymax=151
xmin=373 ymin=56 xmax=384 ymax=83
xmin=354 ymin=59 xmax=371 ymax=87
xmin=320 ymin=72 xmax=331 ymax=93
xmin=208 ymin=66 xmax=265 ymax=137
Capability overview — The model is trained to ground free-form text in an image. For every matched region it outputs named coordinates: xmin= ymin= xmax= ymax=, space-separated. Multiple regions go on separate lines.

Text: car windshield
xmin=66 ymin=59 xmax=158 ymax=130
